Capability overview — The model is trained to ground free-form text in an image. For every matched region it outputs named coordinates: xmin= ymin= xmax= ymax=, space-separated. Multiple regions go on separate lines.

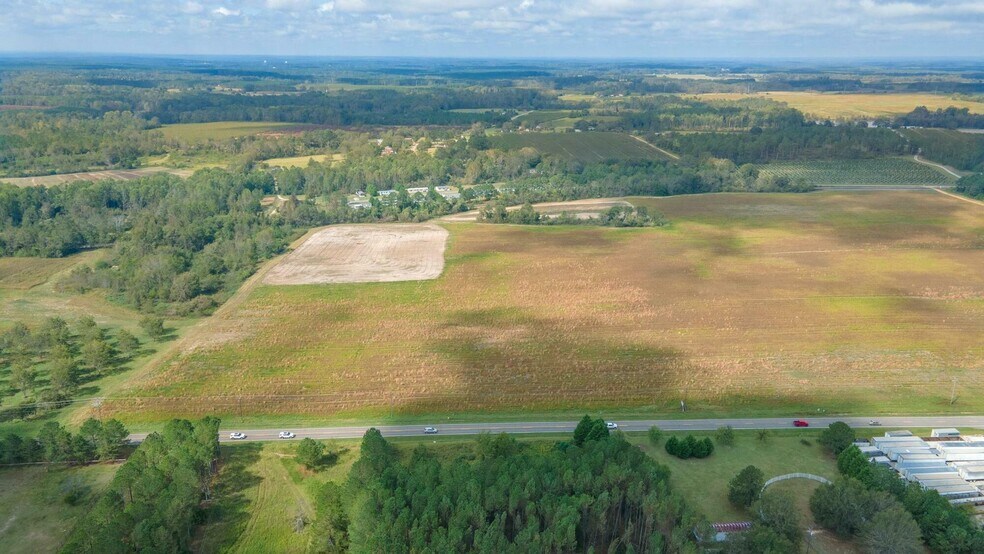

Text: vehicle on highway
xmin=229 ymin=432 xmax=247 ymax=440
xmin=278 ymin=431 xmax=296 ymax=439
xmin=606 ymin=422 xmax=618 ymax=430
xmin=423 ymin=427 xmax=438 ymax=434
xmin=868 ymin=420 xmax=881 ymax=426
xmin=793 ymin=420 xmax=809 ymax=427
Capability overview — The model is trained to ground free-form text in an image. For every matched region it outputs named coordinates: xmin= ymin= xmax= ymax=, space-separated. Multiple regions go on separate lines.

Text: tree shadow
xmin=194 ymin=443 xmax=263 ymax=552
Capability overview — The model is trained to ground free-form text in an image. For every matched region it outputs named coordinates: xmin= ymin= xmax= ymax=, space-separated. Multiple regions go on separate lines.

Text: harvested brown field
xmin=114 ymin=191 xmax=984 ymax=422
xmin=263 ymin=223 xmax=449 ymax=285
xmin=0 ymin=167 xmax=193 ymax=187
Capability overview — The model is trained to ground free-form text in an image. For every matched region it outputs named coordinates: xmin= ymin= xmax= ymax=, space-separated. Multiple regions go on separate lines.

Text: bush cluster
xmin=664 ymin=434 xmax=714 ymax=459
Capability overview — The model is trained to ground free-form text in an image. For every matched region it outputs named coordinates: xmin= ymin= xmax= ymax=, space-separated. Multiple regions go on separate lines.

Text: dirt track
xmin=263 ymin=223 xmax=449 ymax=285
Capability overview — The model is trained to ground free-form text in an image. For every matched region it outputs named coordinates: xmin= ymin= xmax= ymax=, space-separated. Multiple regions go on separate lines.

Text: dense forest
xmin=0 ymin=170 xmax=318 ymax=314
xmin=955 ymin=173 xmax=984 ymax=199
xmin=897 ymin=106 xmax=984 ymax=129
xmin=651 ymin=124 xmax=911 ymax=164
xmin=61 ymin=417 xmax=221 ymax=553
xmin=311 ymin=422 xmax=702 ymax=553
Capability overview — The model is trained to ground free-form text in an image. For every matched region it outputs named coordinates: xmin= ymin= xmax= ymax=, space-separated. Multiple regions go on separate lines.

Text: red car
xmin=793 ymin=420 xmax=809 ymax=427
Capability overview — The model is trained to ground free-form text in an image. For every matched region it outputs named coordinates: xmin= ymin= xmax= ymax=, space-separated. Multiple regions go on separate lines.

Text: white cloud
xmin=0 ymin=0 xmax=980 ymax=57
xmin=212 ymin=7 xmax=240 ymax=17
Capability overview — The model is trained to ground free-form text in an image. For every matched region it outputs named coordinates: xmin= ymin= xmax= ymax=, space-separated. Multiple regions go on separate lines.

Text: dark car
xmin=793 ymin=420 xmax=809 ymax=427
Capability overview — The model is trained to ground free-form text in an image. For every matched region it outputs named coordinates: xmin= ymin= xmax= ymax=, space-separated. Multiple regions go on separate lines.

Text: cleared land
xmin=0 ymin=256 xmax=84 ymax=289
xmin=755 ymin=157 xmax=956 ymax=188
xmin=159 ymin=122 xmax=312 ymax=143
xmin=0 ymin=463 xmax=118 ymax=553
xmin=492 ymin=131 xmax=672 ymax=162
xmin=0 ymin=167 xmax=192 ymax=187
xmin=113 ymin=191 xmax=984 ymax=422
xmin=697 ymin=92 xmax=984 ymax=119
xmin=263 ymin=224 xmax=449 ymax=285
xmin=261 ymin=153 xmax=343 ymax=168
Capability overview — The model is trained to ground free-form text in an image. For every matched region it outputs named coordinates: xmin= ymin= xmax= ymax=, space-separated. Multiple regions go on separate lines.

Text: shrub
xmin=819 ymin=422 xmax=855 ymax=455
xmin=648 ymin=426 xmax=663 ymax=445
xmin=728 ymin=465 xmax=765 ymax=508
xmin=715 ymin=425 xmax=735 ymax=446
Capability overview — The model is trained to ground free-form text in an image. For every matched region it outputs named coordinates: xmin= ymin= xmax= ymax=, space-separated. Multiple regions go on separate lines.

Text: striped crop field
xmin=755 ymin=158 xmax=956 ymax=187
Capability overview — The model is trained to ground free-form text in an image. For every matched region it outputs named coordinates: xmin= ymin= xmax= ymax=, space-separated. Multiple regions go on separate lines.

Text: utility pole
xmin=950 ymin=377 xmax=958 ymax=405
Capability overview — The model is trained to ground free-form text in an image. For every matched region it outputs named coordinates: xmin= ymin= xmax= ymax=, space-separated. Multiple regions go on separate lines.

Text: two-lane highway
xmin=126 ymin=415 xmax=984 ymax=444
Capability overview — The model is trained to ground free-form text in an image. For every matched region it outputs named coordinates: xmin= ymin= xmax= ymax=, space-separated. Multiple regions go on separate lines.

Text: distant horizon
xmin=0 ymin=51 xmax=982 ymax=64
xmin=2 ymin=1 xmax=982 ymax=60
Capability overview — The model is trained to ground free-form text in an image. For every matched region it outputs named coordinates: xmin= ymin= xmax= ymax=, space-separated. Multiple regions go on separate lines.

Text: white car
xmin=868 ymin=420 xmax=881 ymax=426
xmin=423 ymin=427 xmax=439 ymax=434
xmin=278 ymin=431 xmax=296 ymax=439
xmin=229 ymin=432 xmax=247 ymax=440
xmin=606 ymin=422 xmax=618 ymax=430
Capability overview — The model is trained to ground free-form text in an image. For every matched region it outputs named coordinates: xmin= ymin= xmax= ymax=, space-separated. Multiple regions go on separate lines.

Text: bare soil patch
xmin=263 ymin=223 xmax=449 ymax=285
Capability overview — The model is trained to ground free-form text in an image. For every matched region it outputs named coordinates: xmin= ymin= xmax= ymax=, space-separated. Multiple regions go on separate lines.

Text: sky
xmin=0 ymin=0 xmax=982 ymax=59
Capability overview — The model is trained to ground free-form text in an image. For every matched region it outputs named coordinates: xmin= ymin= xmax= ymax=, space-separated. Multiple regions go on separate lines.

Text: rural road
xmin=126 ymin=415 xmax=984 ymax=444
xmin=912 ymin=154 xmax=963 ymax=178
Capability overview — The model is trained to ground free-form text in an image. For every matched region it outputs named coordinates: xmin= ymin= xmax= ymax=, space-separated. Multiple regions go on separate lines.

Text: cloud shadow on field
xmin=402 ymin=308 xmax=691 ymax=415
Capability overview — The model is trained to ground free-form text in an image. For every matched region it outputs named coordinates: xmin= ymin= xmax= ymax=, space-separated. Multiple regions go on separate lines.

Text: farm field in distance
xmin=0 ymin=167 xmax=192 ymax=187
xmin=696 ymin=91 xmax=984 ymax=119
xmin=755 ymin=157 xmax=956 ymax=187
xmin=158 ymin=121 xmax=315 ymax=142
xmin=491 ymin=131 xmax=672 ymax=162
xmin=110 ymin=190 xmax=984 ymax=424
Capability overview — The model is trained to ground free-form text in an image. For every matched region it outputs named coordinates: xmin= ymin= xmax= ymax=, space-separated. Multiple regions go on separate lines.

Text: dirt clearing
xmin=263 ymin=223 xmax=449 ymax=285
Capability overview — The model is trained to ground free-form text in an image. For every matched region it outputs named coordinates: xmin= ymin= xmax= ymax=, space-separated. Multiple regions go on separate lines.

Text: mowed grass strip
xmin=492 ymin=131 xmax=671 ymax=162
xmin=117 ymin=191 xmax=984 ymax=423
xmin=755 ymin=158 xmax=955 ymax=187
xmin=697 ymin=91 xmax=984 ymax=119
xmin=159 ymin=122 xmax=310 ymax=143
xmin=0 ymin=256 xmax=84 ymax=289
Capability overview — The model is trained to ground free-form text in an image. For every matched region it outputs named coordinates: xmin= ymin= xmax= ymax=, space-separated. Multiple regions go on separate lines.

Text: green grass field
xmin=492 ymin=131 xmax=670 ymax=162
xmin=0 ymin=463 xmax=119 ymax=553
xmin=630 ymin=430 xmax=838 ymax=522
xmin=112 ymin=191 xmax=984 ymax=424
xmin=0 ymin=251 xmax=200 ymax=435
xmin=755 ymin=157 xmax=956 ymax=187
xmin=159 ymin=122 xmax=312 ymax=143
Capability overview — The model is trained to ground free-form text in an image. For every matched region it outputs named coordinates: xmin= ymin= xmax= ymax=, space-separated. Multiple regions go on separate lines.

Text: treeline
xmin=310 ymin=422 xmax=701 ymax=552
xmin=62 ymin=417 xmax=221 ymax=553
xmin=651 ymin=124 xmax=911 ymax=164
xmin=0 ymin=316 xmax=142 ymax=418
xmin=145 ymin=88 xmax=565 ymax=126
xmin=897 ymin=106 xmax=984 ymax=129
xmin=490 ymin=158 xmax=813 ymax=204
xmin=0 ymin=418 xmax=127 ymax=465
xmin=904 ymin=129 xmax=984 ymax=172
xmin=1 ymin=170 xmax=316 ymax=314
xmin=481 ymin=202 xmax=667 ymax=227
xmin=0 ymin=111 xmax=165 ymax=177
xmin=611 ymin=95 xmax=807 ymax=132
xmin=955 ymin=173 xmax=984 ymax=199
